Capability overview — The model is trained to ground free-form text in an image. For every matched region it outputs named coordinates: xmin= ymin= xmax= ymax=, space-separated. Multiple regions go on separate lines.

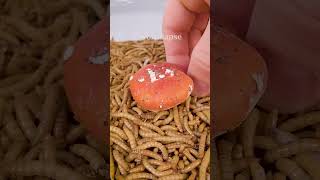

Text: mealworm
xmin=113 ymin=144 xmax=128 ymax=157
xmin=66 ymin=125 xmax=86 ymax=144
xmin=132 ymin=107 xmax=143 ymax=115
xmin=23 ymin=91 xmax=43 ymax=119
xmin=43 ymin=64 xmax=63 ymax=88
xmin=264 ymin=109 xmax=278 ymax=136
xmin=273 ymin=172 xmax=286 ymax=180
xmin=249 ymin=160 xmax=266 ymax=180
xmin=264 ymin=138 xmax=320 ymax=162
xmin=110 ymin=136 xmax=130 ymax=152
xmin=199 ymin=147 xmax=210 ymax=180
xmin=157 ymin=163 xmax=172 ymax=171
xmin=129 ymin=164 xmax=145 ymax=173
xmin=56 ymin=150 xmax=87 ymax=168
xmin=142 ymin=158 xmax=173 ymax=177
xmin=125 ymin=172 xmax=157 ymax=180
xmin=173 ymin=106 xmax=183 ymax=132
xmin=0 ymin=131 xmax=10 ymax=152
xmin=158 ymin=174 xmax=187 ymax=180
xmin=202 ymin=110 xmax=210 ymax=120
xmin=113 ymin=150 xmax=129 ymax=172
xmin=135 ymin=142 xmax=168 ymax=160
xmin=180 ymin=159 xmax=201 ymax=173
xmin=14 ymin=95 xmax=37 ymax=141
xmin=275 ymin=158 xmax=311 ymax=180
xmin=192 ymin=106 xmax=210 ymax=113
xmin=218 ymin=140 xmax=234 ymax=180
xmin=240 ymin=108 xmax=259 ymax=157
xmin=254 ymin=136 xmax=278 ymax=150
xmin=0 ymin=73 xmax=30 ymax=88
xmin=3 ymin=109 xmax=26 ymax=141
xmin=0 ymin=59 xmax=53 ymax=97
xmin=187 ymin=169 xmax=197 ymax=180
xmin=294 ymin=152 xmax=320 ymax=179
xmin=272 ymin=128 xmax=299 ymax=145
xmin=279 ymin=111 xmax=320 ymax=132
xmin=196 ymin=112 xmax=209 ymax=124
xmin=0 ymin=15 xmax=47 ymax=44
xmin=53 ymin=106 xmax=68 ymax=140
xmin=160 ymin=125 xmax=177 ymax=131
xmin=110 ymin=125 xmax=128 ymax=140
xmin=232 ymin=144 xmax=244 ymax=159
xmin=2 ymin=160 xmax=89 ymax=180
xmin=197 ymin=97 xmax=210 ymax=104
xmin=70 ymin=144 xmax=107 ymax=176
xmin=33 ymin=84 xmax=62 ymax=145
xmin=198 ymin=122 xmax=206 ymax=133
xmin=4 ymin=140 xmax=28 ymax=162
xmin=42 ymin=135 xmax=56 ymax=162
xmin=198 ymin=129 xmax=207 ymax=158
xmin=183 ymin=116 xmax=193 ymax=135
xmin=153 ymin=136 xmax=194 ymax=146
xmin=235 ymin=169 xmax=250 ymax=180
xmin=186 ymin=96 xmax=191 ymax=111
xmin=132 ymin=149 xmax=163 ymax=161
xmin=152 ymin=111 xmax=169 ymax=123
xmin=139 ymin=129 xmax=159 ymax=138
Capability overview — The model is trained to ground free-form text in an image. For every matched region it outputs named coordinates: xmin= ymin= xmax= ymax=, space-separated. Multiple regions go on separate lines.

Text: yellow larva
xmin=3 ymin=110 xmax=26 ymax=142
xmin=110 ymin=136 xmax=131 ymax=152
xmin=125 ymin=172 xmax=157 ymax=180
xmin=181 ymin=159 xmax=201 ymax=173
xmin=183 ymin=149 xmax=196 ymax=162
xmin=240 ymin=108 xmax=259 ymax=158
xmin=152 ymin=136 xmax=194 ymax=146
xmin=158 ymin=174 xmax=188 ymax=180
xmin=129 ymin=165 xmax=145 ymax=173
xmin=294 ymin=152 xmax=320 ymax=179
xmin=135 ymin=142 xmax=168 ymax=160
xmin=152 ymin=111 xmax=169 ymax=123
xmin=275 ymin=158 xmax=311 ymax=180
xmin=14 ymin=95 xmax=37 ymax=141
xmin=131 ymin=149 xmax=163 ymax=161
xmin=113 ymin=150 xmax=129 ymax=172
xmin=142 ymin=158 xmax=173 ymax=177
xmin=110 ymin=125 xmax=128 ymax=140
xmin=279 ymin=111 xmax=320 ymax=132
xmin=65 ymin=125 xmax=86 ymax=144
xmin=198 ymin=129 xmax=207 ymax=158
xmin=4 ymin=140 xmax=28 ymax=162
xmin=33 ymin=84 xmax=62 ymax=145
xmin=199 ymin=148 xmax=210 ymax=180
xmin=173 ymin=106 xmax=183 ymax=132
xmin=183 ymin=116 xmax=193 ymax=135
xmin=70 ymin=144 xmax=107 ymax=176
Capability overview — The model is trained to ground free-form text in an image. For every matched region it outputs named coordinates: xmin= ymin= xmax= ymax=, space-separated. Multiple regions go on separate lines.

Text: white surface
xmin=110 ymin=0 xmax=167 ymax=41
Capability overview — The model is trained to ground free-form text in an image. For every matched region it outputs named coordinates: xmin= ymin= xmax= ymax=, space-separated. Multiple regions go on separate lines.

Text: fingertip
xmin=191 ymin=80 xmax=210 ymax=97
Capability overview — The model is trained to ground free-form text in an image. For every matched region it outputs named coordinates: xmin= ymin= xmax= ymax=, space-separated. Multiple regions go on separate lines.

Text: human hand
xmin=162 ymin=0 xmax=210 ymax=97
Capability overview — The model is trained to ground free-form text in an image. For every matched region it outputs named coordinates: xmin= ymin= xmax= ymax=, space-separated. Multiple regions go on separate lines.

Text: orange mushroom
xmin=213 ymin=27 xmax=268 ymax=136
xmin=63 ymin=17 xmax=108 ymax=144
xmin=129 ymin=63 xmax=193 ymax=112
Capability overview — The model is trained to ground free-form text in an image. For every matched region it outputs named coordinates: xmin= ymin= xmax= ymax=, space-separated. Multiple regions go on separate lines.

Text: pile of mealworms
xmin=0 ymin=1 xmax=108 ymax=180
xmin=110 ymin=39 xmax=211 ymax=180
xmin=215 ymin=108 xmax=320 ymax=180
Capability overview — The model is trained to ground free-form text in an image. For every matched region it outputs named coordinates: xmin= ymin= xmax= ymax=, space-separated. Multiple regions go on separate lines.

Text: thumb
xmin=188 ymin=21 xmax=210 ymax=97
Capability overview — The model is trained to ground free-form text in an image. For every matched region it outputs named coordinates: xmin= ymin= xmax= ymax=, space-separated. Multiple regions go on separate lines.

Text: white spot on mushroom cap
xmin=138 ymin=77 xmax=145 ymax=82
xmin=159 ymin=74 xmax=165 ymax=79
xmin=63 ymin=46 xmax=74 ymax=62
xmin=165 ymin=69 xmax=174 ymax=77
xmin=129 ymin=75 xmax=133 ymax=81
xmin=147 ymin=69 xmax=158 ymax=83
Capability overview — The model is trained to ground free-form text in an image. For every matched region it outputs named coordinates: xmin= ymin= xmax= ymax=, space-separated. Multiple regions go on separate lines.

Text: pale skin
xmin=164 ymin=0 xmax=320 ymax=114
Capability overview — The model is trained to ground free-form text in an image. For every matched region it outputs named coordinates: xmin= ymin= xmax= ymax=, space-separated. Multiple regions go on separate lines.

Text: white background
xmin=110 ymin=0 xmax=168 ymax=41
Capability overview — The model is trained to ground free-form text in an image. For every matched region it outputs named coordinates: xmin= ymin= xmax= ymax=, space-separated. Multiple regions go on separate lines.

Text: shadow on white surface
xmin=110 ymin=0 xmax=167 ymax=41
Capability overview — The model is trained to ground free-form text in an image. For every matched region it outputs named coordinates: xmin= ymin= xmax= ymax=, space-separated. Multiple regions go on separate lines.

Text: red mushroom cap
xmin=129 ymin=62 xmax=194 ymax=112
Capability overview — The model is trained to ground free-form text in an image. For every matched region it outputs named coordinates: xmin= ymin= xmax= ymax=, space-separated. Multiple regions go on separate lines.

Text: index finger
xmin=162 ymin=0 xmax=196 ymax=72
